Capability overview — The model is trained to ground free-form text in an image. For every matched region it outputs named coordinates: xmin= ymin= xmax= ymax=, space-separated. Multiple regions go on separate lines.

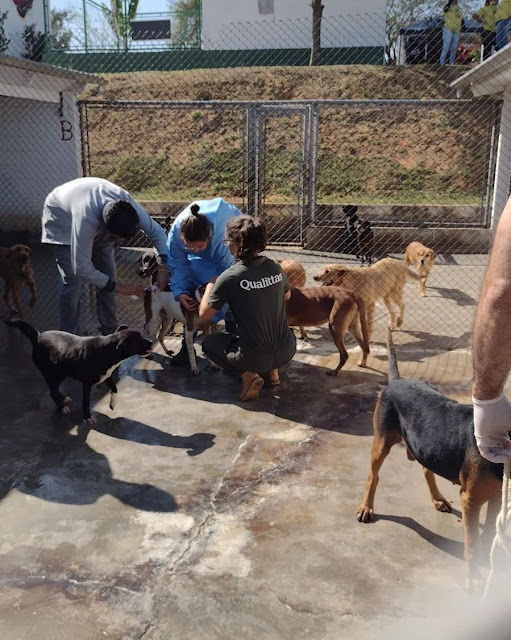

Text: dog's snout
xmin=313 ymin=275 xmax=321 ymax=281
xmin=420 ymin=259 xmax=425 ymax=266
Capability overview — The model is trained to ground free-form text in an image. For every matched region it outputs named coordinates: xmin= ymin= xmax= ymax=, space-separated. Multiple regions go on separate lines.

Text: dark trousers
xmin=202 ymin=332 xmax=296 ymax=374
xmin=482 ymin=30 xmax=496 ymax=59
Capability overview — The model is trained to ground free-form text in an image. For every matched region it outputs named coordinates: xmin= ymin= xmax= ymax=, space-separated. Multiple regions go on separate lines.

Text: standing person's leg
xmin=440 ymin=27 xmax=453 ymax=64
xmin=449 ymin=31 xmax=460 ymax=65
xmin=53 ymin=245 xmax=82 ymax=335
xmin=496 ymin=19 xmax=510 ymax=50
xmin=92 ymin=241 xmax=117 ymax=335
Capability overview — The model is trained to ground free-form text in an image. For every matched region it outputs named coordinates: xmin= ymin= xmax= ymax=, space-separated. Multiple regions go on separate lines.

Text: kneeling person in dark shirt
xmin=199 ymin=215 xmax=296 ymax=401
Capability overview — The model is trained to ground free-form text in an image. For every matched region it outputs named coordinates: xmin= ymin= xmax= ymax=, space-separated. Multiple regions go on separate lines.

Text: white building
xmin=201 ymin=0 xmax=387 ymax=51
xmin=0 ymin=54 xmax=101 ymax=235
xmin=2 ymin=0 xmax=46 ymax=57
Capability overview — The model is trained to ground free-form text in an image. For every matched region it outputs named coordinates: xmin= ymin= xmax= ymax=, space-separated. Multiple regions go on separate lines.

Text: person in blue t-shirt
xmin=167 ymin=198 xmax=242 ymax=365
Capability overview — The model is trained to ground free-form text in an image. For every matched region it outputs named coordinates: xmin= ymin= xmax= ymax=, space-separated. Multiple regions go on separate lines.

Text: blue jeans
xmin=53 ymin=242 xmax=117 ymax=335
xmin=440 ymin=27 xmax=460 ymax=64
xmin=496 ymin=18 xmax=511 ymax=51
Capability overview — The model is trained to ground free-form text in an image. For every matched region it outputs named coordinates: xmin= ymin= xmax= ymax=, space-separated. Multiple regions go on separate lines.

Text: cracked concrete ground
xmin=2 ymin=250 xmax=511 ymax=639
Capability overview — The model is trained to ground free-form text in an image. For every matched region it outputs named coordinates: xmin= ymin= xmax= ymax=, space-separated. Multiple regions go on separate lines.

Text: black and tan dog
xmin=285 ymin=286 xmax=370 ymax=374
xmin=136 ymin=249 xmax=159 ymax=283
xmin=7 ymin=320 xmax=152 ymax=424
xmin=0 ymin=244 xmax=37 ymax=319
xmin=356 ymin=329 xmax=505 ymax=590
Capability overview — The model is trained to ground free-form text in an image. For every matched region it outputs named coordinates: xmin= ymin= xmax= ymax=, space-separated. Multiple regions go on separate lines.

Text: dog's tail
xmin=6 ymin=319 xmax=39 ymax=346
xmin=387 ymin=326 xmax=400 ymax=383
xmin=352 ymin=293 xmax=370 ymax=358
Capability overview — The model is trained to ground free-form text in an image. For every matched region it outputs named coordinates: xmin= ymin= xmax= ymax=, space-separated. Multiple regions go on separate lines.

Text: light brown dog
xmin=404 ymin=241 xmax=437 ymax=297
xmin=0 ymin=244 xmax=37 ymax=320
xmin=279 ymin=259 xmax=308 ymax=339
xmin=285 ymin=286 xmax=369 ymax=374
xmin=313 ymin=258 xmax=420 ymax=336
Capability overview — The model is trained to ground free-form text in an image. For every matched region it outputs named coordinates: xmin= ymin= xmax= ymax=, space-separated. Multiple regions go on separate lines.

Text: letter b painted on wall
xmin=60 ymin=120 xmax=73 ymax=141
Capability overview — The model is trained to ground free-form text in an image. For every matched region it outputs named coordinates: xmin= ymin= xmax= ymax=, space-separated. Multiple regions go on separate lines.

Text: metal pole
xmin=82 ymin=0 xmax=88 ymax=52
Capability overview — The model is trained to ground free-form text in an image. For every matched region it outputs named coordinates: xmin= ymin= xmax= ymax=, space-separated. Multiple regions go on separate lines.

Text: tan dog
xmin=285 ymin=286 xmax=369 ymax=374
xmin=313 ymin=258 xmax=420 ymax=336
xmin=0 ymin=244 xmax=37 ymax=320
xmin=279 ymin=259 xmax=308 ymax=339
xmin=404 ymin=241 xmax=437 ymax=297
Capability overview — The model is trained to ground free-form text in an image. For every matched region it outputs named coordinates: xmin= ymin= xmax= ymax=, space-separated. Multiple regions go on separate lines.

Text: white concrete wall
xmin=201 ymin=0 xmax=386 ymax=50
xmin=0 ymin=91 xmax=81 ymax=233
xmin=3 ymin=0 xmax=46 ymax=57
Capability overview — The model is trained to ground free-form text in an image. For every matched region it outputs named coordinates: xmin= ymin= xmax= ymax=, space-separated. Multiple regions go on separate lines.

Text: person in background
xmin=198 ymin=216 xmax=296 ymax=402
xmin=440 ymin=0 xmax=464 ymax=64
xmin=472 ymin=195 xmax=511 ymax=463
xmin=495 ymin=0 xmax=511 ymax=49
xmin=342 ymin=205 xmax=360 ymax=257
xmin=167 ymin=198 xmax=242 ymax=365
xmin=42 ymin=177 xmax=169 ymax=336
xmin=473 ymin=0 xmax=497 ymax=59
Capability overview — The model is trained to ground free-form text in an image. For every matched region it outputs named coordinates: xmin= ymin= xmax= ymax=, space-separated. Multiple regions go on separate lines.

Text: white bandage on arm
xmin=472 ymin=394 xmax=511 ymax=463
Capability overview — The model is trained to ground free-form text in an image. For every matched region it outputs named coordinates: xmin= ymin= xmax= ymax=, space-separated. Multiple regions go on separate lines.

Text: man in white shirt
xmin=42 ymin=177 xmax=169 ymax=335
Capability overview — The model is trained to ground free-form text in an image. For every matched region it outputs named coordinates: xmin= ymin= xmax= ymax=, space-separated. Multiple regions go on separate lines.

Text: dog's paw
xmin=356 ymin=505 xmax=374 ymax=523
xmin=109 ymin=392 xmax=117 ymax=411
xmin=357 ymin=359 xmax=367 ymax=368
xmin=191 ymin=367 xmax=200 ymax=376
xmin=83 ymin=416 xmax=97 ymax=426
xmin=326 ymin=370 xmax=338 ymax=376
xmin=433 ymin=498 xmax=452 ymax=513
xmin=396 ymin=318 xmax=403 ymax=328
xmin=60 ymin=406 xmax=71 ymax=415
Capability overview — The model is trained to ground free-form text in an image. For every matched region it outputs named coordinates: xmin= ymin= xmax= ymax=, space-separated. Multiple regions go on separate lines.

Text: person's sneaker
xmin=171 ymin=341 xmax=197 ymax=367
xmin=262 ymin=369 xmax=280 ymax=388
xmin=240 ymin=372 xmax=264 ymax=401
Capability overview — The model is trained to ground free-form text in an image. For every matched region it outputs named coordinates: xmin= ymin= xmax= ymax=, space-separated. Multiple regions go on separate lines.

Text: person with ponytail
xmin=166 ymin=198 xmax=242 ymax=365
xmin=495 ymin=0 xmax=511 ymax=50
xmin=440 ymin=0 xmax=464 ymax=64
xmin=198 ymin=216 xmax=296 ymax=402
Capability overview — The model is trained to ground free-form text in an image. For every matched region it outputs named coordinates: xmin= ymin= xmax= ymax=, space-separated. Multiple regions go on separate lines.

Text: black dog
xmin=356 ymin=329 xmax=504 ymax=590
xmin=343 ymin=205 xmax=359 ymax=256
xmin=7 ymin=320 xmax=152 ymax=424
xmin=136 ymin=249 xmax=159 ymax=283
xmin=357 ymin=219 xmax=375 ymax=265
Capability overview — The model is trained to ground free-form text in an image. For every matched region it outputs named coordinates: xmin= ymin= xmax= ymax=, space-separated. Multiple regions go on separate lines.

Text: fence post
xmin=491 ymin=88 xmax=511 ymax=229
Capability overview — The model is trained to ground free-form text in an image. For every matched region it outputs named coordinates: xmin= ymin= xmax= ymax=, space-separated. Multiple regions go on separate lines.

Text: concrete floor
xmin=2 ymin=250 xmax=511 ymax=639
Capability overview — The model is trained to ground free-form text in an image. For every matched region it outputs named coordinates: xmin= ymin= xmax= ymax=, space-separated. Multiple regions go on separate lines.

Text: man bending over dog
xmin=42 ymin=177 xmax=169 ymax=335
xmin=473 ymin=195 xmax=511 ymax=463
xmin=198 ymin=216 xmax=296 ymax=401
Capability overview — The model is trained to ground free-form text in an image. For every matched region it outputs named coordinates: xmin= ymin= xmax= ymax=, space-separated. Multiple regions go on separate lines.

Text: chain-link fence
xmin=2 ymin=6 xmax=511 ymax=379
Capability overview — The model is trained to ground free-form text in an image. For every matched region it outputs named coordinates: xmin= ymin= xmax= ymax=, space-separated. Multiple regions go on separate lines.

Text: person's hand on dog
xmin=178 ymin=293 xmax=198 ymax=311
xmin=116 ymin=282 xmax=145 ymax=298
xmin=473 ymin=394 xmax=511 ymax=463
xmin=157 ymin=265 xmax=170 ymax=291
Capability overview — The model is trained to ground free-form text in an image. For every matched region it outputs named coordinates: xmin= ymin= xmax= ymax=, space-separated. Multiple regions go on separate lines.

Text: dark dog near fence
xmin=356 ymin=328 xmax=505 ymax=591
xmin=357 ymin=219 xmax=375 ymax=265
xmin=343 ymin=205 xmax=360 ymax=257
xmin=7 ymin=320 xmax=152 ymax=424
xmin=0 ymin=244 xmax=37 ymax=320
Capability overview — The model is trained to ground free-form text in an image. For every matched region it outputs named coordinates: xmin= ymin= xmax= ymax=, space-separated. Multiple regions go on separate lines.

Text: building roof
xmin=0 ymin=54 xmax=103 ymax=86
xmin=451 ymin=44 xmax=511 ymax=97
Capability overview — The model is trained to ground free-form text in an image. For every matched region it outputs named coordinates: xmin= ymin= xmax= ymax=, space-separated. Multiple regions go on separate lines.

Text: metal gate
xmin=79 ymin=98 xmax=499 ymax=247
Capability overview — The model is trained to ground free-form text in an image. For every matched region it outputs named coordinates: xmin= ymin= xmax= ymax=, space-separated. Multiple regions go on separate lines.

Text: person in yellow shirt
xmin=473 ymin=0 xmax=497 ymax=58
xmin=496 ymin=0 xmax=511 ymax=49
xmin=440 ymin=0 xmax=464 ymax=64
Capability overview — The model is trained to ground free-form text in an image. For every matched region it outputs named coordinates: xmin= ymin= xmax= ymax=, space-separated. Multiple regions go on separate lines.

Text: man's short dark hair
xmin=103 ymin=201 xmax=140 ymax=238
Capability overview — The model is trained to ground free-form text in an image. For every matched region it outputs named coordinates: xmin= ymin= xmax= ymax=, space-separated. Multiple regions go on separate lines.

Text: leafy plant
xmin=49 ymin=9 xmax=75 ymax=50
xmin=0 ymin=11 xmax=10 ymax=54
xmin=22 ymin=25 xmax=46 ymax=62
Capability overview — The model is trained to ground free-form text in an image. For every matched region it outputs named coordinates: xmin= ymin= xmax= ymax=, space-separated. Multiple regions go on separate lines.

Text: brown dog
xmin=356 ymin=329 xmax=503 ymax=591
xmin=0 ymin=244 xmax=37 ymax=320
xmin=313 ymin=258 xmax=420 ymax=336
xmin=285 ymin=286 xmax=370 ymax=374
xmin=404 ymin=241 xmax=437 ymax=297
xmin=279 ymin=259 xmax=307 ymax=339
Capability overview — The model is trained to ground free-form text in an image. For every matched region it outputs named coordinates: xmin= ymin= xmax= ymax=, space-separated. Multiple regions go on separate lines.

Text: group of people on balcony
xmin=440 ymin=0 xmax=510 ymax=65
